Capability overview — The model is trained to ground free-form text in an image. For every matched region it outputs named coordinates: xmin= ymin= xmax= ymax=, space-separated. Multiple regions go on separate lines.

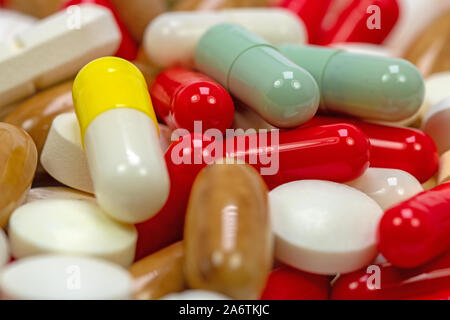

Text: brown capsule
xmin=0 ymin=123 xmax=37 ymax=227
xmin=129 ymin=242 xmax=185 ymax=300
xmin=184 ymin=162 xmax=273 ymax=300
xmin=172 ymin=0 xmax=269 ymax=11
xmin=25 ymin=187 xmax=95 ymax=204
xmin=2 ymin=0 xmax=63 ymax=18
xmin=403 ymin=11 xmax=450 ymax=77
xmin=133 ymin=47 xmax=161 ymax=88
xmin=438 ymin=150 xmax=450 ymax=185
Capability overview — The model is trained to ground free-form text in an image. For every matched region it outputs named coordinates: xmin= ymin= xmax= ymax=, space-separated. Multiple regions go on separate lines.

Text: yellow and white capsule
xmin=73 ymin=57 xmax=170 ymax=224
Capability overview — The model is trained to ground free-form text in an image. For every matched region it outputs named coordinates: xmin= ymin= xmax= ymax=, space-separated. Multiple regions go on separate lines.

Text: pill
xmin=162 ymin=290 xmax=230 ymax=300
xmin=438 ymin=151 xmax=450 ymax=185
xmin=330 ymin=43 xmax=394 ymax=58
xmin=331 ymin=251 xmax=450 ymax=300
xmin=260 ymin=265 xmax=330 ymax=300
xmin=0 ymin=229 xmax=9 ymax=267
xmin=422 ymin=97 xmax=450 ymax=154
xmin=73 ymin=57 xmax=170 ymax=223
xmin=62 ymin=0 xmax=138 ymax=60
xmin=422 ymin=176 xmax=437 ymax=191
xmin=0 ymin=123 xmax=37 ymax=227
xmin=130 ymin=242 xmax=184 ymax=300
xmin=4 ymin=81 xmax=73 ymax=157
xmin=270 ymin=180 xmax=383 ymax=275
xmin=403 ymin=10 xmax=450 ymax=77
xmin=196 ymin=24 xmax=319 ymax=128
xmin=41 ymin=112 xmax=94 ymax=194
xmin=346 ymin=168 xmax=423 ymax=211
xmin=25 ymin=187 xmax=95 ymax=204
xmin=417 ymin=72 xmax=450 ymax=124
xmin=132 ymin=46 xmax=161 ymax=88
xmin=184 ymin=163 xmax=272 ymax=300
xmin=173 ymin=0 xmax=269 ymax=11
xmin=0 ymin=4 xmax=120 ymax=110
xmin=303 ymin=115 xmax=439 ymax=183
xmin=0 ymin=255 xmax=132 ymax=299
xmin=232 ymin=101 xmax=277 ymax=132
xmin=150 ymin=67 xmax=234 ymax=133
xmin=0 ymin=9 xmax=35 ymax=42
xmin=1 ymin=0 xmax=62 ymax=18
xmin=378 ymin=182 xmax=450 ymax=268
xmin=110 ymin=0 xmax=167 ymax=43
xmin=144 ymin=8 xmax=306 ymax=68
xmin=9 ymin=199 xmax=137 ymax=267
xmin=278 ymin=45 xmax=425 ymax=122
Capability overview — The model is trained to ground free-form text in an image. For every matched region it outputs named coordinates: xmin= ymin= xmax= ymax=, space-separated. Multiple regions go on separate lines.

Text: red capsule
xmin=332 ymin=251 xmax=450 ymax=300
xmin=316 ymin=0 xmax=400 ymax=45
xmin=261 ymin=265 xmax=330 ymax=300
xmin=62 ymin=0 xmax=138 ymax=60
xmin=378 ymin=183 xmax=450 ymax=268
xmin=277 ymin=0 xmax=333 ymax=44
xmin=150 ymin=67 xmax=234 ymax=134
xmin=303 ymin=116 xmax=439 ymax=183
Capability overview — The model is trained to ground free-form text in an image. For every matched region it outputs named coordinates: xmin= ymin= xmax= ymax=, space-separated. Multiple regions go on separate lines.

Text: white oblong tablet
xmin=346 ymin=168 xmax=423 ymax=211
xmin=41 ymin=112 xmax=94 ymax=194
xmin=0 ymin=9 xmax=36 ymax=42
xmin=422 ymin=97 xmax=450 ymax=155
xmin=0 ymin=229 xmax=9 ymax=268
xmin=0 ymin=255 xmax=132 ymax=300
xmin=25 ymin=187 xmax=96 ymax=204
xmin=8 ymin=200 xmax=137 ymax=267
xmin=162 ymin=290 xmax=230 ymax=300
xmin=270 ymin=180 xmax=383 ymax=275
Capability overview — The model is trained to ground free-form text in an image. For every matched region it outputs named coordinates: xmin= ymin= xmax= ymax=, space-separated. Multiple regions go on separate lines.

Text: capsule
xmin=0 ymin=8 xmax=36 ymax=42
xmin=278 ymin=44 xmax=424 ymax=122
xmin=184 ymin=163 xmax=272 ymax=300
xmin=378 ymin=182 xmax=450 ymax=268
xmin=332 ymin=251 xmax=450 ymax=300
xmin=416 ymin=72 xmax=450 ymax=125
xmin=0 ymin=228 xmax=9 ymax=267
xmin=303 ymin=116 xmax=439 ymax=183
xmin=25 ymin=187 xmax=95 ymax=204
xmin=196 ymin=23 xmax=319 ymax=128
xmin=172 ymin=0 xmax=269 ymax=11
xmin=261 ymin=265 xmax=330 ymax=300
xmin=0 ymin=123 xmax=37 ymax=227
xmin=438 ymin=151 xmax=450 ymax=186
xmin=422 ymin=97 xmax=450 ymax=155
xmin=0 ymin=0 xmax=61 ymax=18
xmin=162 ymin=290 xmax=230 ymax=300
xmin=150 ymin=67 xmax=234 ymax=133
xmin=144 ymin=8 xmax=307 ymax=68
xmin=129 ymin=242 xmax=185 ymax=300
xmin=72 ymin=57 xmax=170 ymax=223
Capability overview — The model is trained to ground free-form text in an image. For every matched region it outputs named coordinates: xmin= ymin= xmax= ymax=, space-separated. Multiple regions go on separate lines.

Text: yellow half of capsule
xmin=72 ymin=57 xmax=159 ymax=144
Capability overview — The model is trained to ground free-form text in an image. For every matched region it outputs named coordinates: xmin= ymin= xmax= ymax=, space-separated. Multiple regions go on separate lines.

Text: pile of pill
xmin=0 ymin=0 xmax=449 ymax=300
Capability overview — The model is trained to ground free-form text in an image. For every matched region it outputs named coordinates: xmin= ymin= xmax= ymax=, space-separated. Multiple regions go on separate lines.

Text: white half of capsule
xmin=422 ymin=97 xmax=450 ymax=155
xmin=0 ymin=255 xmax=132 ymax=300
xmin=0 ymin=229 xmax=9 ymax=268
xmin=8 ymin=199 xmax=137 ymax=267
xmin=84 ymin=108 xmax=170 ymax=224
xmin=144 ymin=8 xmax=306 ymax=68
xmin=269 ymin=180 xmax=383 ymax=275
xmin=346 ymin=168 xmax=423 ymax=211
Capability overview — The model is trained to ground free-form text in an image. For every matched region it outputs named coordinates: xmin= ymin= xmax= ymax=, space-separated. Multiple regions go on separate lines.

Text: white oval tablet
xmin=346 ymin=168 xmax=423 ymax=210
xmin=422 ymin=97 xmax=450 ymax=154
xmin=25 ymin=187 xmax=96 ymax=204
xmin=270 ymin=180 xmax=383 ymax=275
xmin=8 ymin=200 xmax=137 ymax=267
xmin=0 ymin=255 xmax=132 ymax=299
xmin=162 ymin=290 xmax=230 ymax=300
xmin=0 ymin=229 xmax=9 ymax=268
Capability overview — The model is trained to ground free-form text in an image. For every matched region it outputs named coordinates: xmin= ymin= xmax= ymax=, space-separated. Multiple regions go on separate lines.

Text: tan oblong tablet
xmin=184 ymin=162 xmax=272 ymax=300
xmin=40 ymin=112 xmax=94 ymax=194
xmin=130 ymin=242 xmax=184 ymax=300
xmin=0 ymin=255 xmax=132 ymax=300
xmin=25 ymin=187 xmax=95 ymax=204
xmin=8 ymin=199 xmax=137 ymax=267
xmin=438 ymin=150 xmax=450 ymax=185
xmin=0 ymin=229 xmax=9 ymax=267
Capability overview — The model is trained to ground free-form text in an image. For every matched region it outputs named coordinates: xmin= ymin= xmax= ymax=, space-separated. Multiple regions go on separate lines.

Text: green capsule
xmin=278 ymin=44 xmax=425 ymax=122
xmin=195 ymin=23 xmax=320 ymax=128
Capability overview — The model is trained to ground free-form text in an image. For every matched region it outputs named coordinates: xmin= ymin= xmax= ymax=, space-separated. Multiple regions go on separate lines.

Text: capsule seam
xmin=317 ymin=49 xmax=343 ymax=113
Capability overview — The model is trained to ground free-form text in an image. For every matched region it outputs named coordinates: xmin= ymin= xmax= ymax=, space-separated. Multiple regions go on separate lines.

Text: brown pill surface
xmin=404 ymin=11 xmax=450 ymax=77
xmin=129 ymin=242 xmax=185 ymax=300
xmin=2 ymin=0 xmax=63 ymax=18
xmin=133 ymin=47 xmax=161 ymax=88
xmin=184 ymin=162 xmax=272 ymax=300
xmin=0 ymin=123 xmax=37 ymax=227
xmin=110 ymin=0 xmax=167 ymax=43
xmin=25 ymin=187 xmax=95 ymax=204
xmin=438 ymin=150 xmax=450 ymax=185
xmin=173 ymin=0 xmax=269 ymax=11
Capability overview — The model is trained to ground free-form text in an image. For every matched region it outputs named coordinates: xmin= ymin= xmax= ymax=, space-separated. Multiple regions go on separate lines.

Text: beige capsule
xmin=0 ymin=123 xmax=37 ymax=227
xmin=25 ymin=186 xmax=95 ymax=204
xmin=129 ymin=242 xmax=185 ymax=300
xmin=184 ymin=163 xmax=272 ymax=300
xmin=438 ymin=150 xmax=450 ymax=185
xmin=173 ymin=0 xmax=270 ymax=11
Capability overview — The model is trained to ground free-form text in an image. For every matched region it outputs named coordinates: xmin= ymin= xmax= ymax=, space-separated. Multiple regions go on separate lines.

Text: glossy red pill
xmin=261 ymin=265 xmax=330 ymax=300
xmin=150 ymin=67 xmax=235 ymax=134
xmin=378 ymin=183 xmax=450 ymax=268
xmin=62 ymin=0 xmax=138 ymax=60
xmin=303 ymin=116 xmax=439 ymax=183
xmin=331 ymin=251 xmax=450 ymax=300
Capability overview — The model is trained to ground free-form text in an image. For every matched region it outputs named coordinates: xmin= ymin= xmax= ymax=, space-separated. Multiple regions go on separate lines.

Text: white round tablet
xmin=346 ymin=168 xmax=423 ymax=210
xmin=0 ymin=255 xmax=132 ymax=300
xmin=0 ymin=229 xmax=9 ymax=268
xmin=8 ymin=200 xmax=137 ymax=267
xmin=162 ymin=290 xmax=230 ymax=300
xmin=422 ymin=97 xmax=450 ymax=154
xmin=270 ymin=180 xmax=383 ymax=275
